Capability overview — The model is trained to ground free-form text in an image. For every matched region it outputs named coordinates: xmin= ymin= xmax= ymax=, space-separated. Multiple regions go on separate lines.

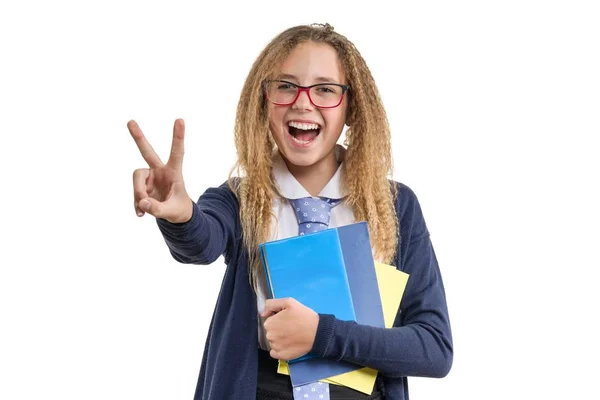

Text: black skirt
xmin=256 ymin=349 xmax=384 ymax=400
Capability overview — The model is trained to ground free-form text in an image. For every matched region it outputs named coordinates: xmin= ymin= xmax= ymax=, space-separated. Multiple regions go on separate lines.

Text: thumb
xmin=139 ymin=187 xmax=192 ymax=223
xmin=138 ymin=197 xmax=166 ymax=219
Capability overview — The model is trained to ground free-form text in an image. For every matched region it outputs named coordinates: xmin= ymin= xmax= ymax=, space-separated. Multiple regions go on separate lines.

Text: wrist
xmin=159 ymin=199 xmax=196 ymax=227
xmin=310 ymin=313 xmax=336 ymax=357
xmin=166 ymin=198 xmax=194 ymax=224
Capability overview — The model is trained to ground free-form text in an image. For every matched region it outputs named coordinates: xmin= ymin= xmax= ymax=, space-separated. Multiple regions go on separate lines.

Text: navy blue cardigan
xmin=156 ymin=180 xmax=453 ymax=399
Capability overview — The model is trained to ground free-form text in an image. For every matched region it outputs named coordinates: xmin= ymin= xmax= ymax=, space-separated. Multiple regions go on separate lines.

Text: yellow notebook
xmin=277 ymin=262 xmax=409 ymax=394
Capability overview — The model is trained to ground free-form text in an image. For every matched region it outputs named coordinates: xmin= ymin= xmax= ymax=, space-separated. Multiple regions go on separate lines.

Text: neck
xmin=285 ymin=150 xmax=339 ymax=197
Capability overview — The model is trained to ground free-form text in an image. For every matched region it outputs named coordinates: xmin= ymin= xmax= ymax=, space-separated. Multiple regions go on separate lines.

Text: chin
xmin=280 ymin=149 xmax=322 ymax=168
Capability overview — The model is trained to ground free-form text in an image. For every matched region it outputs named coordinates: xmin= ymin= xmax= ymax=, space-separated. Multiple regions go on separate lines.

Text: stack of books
xmin=259 ymin=222 xmax=410 ymax=394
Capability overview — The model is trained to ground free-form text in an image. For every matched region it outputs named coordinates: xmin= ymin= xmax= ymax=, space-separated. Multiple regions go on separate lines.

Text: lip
xmin=286 ymin=119 xmax=323 ymax=127
xmin=285 ymin=121 xmax=322 ymax=149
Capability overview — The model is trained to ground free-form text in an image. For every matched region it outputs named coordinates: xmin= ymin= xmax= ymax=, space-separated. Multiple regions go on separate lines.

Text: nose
xmin=293 ymin=88 xmax=313 ymax=110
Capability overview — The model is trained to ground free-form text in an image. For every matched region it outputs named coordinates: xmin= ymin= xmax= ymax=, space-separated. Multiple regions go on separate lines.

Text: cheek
xmin=268 ymin=107 xmax=286 ymax=135
xmin=323 ymin=109 xmax=347 ymax=132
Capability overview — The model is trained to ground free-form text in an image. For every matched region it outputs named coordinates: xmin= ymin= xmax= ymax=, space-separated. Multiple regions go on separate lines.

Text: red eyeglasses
xmin=264 ymin=80 xmax=350 ymax=109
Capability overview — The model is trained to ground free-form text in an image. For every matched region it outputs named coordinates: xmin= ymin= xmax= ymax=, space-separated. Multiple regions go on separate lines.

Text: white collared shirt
xmin=256 ymin=145 xmax=356 ymax=350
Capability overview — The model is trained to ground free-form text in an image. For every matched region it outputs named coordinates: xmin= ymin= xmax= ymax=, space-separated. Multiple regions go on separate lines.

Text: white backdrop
xmin=1 ymin=1 xmax=599 ymax=399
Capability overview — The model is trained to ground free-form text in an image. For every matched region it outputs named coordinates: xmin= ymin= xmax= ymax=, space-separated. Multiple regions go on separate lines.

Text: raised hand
xmin=128 ymin=118 xmax=193 ymax=223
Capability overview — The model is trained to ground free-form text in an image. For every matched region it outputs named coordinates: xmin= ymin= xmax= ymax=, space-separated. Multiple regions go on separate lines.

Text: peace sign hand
xmin=128 ymin=118 xmax=193 ymax=223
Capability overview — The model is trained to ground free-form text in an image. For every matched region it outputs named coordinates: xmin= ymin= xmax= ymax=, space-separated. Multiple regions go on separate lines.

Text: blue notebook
xmin=287 ymin=222 xmax=385 ymax=387
xmin=259 ymin=228 xmax=357 ymax=363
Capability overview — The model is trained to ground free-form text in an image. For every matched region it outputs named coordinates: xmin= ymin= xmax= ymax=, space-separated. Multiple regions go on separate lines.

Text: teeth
xmin=289 ymin=121 xmax=320 ymax=131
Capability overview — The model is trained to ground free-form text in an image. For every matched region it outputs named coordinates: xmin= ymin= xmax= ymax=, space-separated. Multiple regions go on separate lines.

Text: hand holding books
xmin=261 ymin=298 xmax=320 ymax=361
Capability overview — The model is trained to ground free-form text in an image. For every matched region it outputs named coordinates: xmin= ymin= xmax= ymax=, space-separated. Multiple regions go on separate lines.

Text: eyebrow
xmin=277 ymin=74 xmax=341 ymax=84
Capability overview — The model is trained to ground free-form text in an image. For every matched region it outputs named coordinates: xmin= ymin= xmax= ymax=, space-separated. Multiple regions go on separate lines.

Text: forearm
xmin=312 ymin=312 xmax=452 ymax=378
xmin=156 ymin=183 xmax=238 ymax=265
xmin=312 ymin=234 xmax=453 ymax=378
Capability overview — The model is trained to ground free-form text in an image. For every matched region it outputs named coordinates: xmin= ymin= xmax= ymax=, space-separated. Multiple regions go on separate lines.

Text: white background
xmin=1 ymin=0 xmax=599 ymax=399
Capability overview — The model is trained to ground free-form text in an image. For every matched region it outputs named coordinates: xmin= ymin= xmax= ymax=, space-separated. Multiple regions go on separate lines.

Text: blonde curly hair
xmin=228 ymin=23 xmax=398 ymax=289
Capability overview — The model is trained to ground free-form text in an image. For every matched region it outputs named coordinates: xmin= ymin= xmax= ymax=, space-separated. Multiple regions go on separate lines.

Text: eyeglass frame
xmin=263 ymin=79 xmax=351 ymax=109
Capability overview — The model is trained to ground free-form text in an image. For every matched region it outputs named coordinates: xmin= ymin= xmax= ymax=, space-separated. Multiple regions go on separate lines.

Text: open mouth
xmin=287 ymin=121 xmax=322 ymax=145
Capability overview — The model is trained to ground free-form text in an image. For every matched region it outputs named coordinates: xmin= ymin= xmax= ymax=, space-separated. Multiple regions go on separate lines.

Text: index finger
xmin=127 ymin=120 xmax=163 ymax=168
xmin=264 ymin=298 xmax=293 ymax=313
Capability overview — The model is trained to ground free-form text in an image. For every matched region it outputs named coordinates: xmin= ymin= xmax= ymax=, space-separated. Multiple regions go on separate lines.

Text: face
xmin=267 ymin=41 xmax=348 ymax=169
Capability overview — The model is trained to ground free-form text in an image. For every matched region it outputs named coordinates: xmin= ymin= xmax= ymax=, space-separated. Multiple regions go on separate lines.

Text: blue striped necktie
xmin=287 ymin=196 xmax=340 ymax=399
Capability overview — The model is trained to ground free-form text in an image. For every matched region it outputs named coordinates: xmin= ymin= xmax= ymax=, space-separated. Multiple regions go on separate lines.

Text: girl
xmin=128 ymin=23 xmax=452 ymax=400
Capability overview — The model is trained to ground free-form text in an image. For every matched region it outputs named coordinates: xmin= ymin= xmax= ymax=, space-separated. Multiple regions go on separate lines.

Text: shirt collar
xmin=272 ymin=145 xmax=348 ymax=200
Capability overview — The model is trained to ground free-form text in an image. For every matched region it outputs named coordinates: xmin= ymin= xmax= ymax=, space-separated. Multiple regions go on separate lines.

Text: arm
xmin=128 ymin=119 xmax=239 ymax=265
xmin=310 ymin=185 xmax=453 ymax=378
xmin=156 ymin=180 xmax=240 ymax=265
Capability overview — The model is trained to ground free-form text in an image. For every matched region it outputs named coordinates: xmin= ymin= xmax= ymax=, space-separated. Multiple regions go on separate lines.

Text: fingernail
xmin=137 ymin=211 xmax=144 ymax=217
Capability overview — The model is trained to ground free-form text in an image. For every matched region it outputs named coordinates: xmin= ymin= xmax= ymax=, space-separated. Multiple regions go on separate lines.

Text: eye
xmin=318 ymin=86 xmax=334 ymax=93
xmin=276 ymin=82 xmax=297 ymax=90
xmin=314 ymin=84 xmax=341 ymax=95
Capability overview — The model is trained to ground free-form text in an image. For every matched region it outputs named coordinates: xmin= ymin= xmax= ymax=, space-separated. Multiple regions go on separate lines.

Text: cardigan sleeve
xmin=155 ymin=180 xmax=240 ymax=265
xmin=310 ymin=183 xmax=453 ymax=378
